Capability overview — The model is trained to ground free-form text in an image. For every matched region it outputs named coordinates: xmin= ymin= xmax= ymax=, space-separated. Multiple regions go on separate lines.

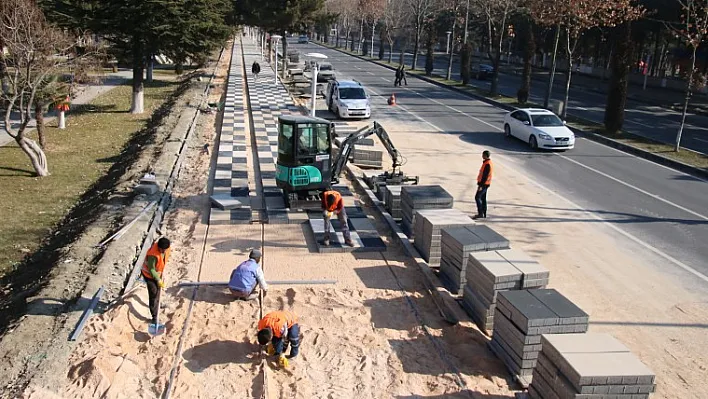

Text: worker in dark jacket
xmin=252 ymin=61 xmax=261 ymax=81
xmin=321 ymin=189 xmax=354 ymax=247
xmin=474 ymin=151 xmax=493 ymax=219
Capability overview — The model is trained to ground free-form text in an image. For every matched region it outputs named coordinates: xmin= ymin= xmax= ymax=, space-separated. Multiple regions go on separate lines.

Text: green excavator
xmin=275 ymin=115 xmax=418 ymax=209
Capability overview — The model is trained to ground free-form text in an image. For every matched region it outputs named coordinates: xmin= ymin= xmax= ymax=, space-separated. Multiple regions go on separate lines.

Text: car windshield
xmin=339 ymin=87 xmax=366 ymax=99
xmin=319 ymin=64 xmax=332 ymax=71
xmin=531 ymin=114 xmax=563 ymax=127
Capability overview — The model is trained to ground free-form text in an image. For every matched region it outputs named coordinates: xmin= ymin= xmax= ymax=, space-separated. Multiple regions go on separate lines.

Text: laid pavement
xmin=326 ymin=43 xmax=708 ymax=154
xmin=0 ymin=70 xmax=132 ymax=147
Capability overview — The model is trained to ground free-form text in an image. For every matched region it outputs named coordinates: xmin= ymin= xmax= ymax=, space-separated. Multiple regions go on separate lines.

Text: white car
xmin=503 ymin=108 xmax=575 ymax=150
xmin=325 ymin=80 xmax=371 ymax=119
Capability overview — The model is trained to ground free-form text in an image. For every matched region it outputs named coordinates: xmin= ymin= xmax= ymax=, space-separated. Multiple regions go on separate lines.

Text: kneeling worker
xmin=321 ymin=189 xmax=354 ymax=247
xmin=257 ymin=310 xmax=300 ymax=368
xmin=228 ymin=249 xmax=268 ymax=300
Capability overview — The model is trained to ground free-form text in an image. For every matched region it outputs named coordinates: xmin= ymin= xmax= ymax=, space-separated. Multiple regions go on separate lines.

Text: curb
xmin=318 ymin=42 xmax=708 ymax=180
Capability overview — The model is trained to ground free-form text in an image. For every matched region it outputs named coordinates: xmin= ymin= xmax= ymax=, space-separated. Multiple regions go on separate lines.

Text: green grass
xmin=0 ymin=79 xmax=180 ymax=275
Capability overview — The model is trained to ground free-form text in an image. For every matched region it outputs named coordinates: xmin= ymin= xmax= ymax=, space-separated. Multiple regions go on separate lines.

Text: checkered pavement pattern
xmin=209 ymin=41 xmax=252 ymax=225
xmin=242 ymin=40 xmax=300 ymax=224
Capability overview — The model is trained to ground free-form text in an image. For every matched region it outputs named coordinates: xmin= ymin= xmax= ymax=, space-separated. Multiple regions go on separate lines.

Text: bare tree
xmin=441 ymin=0 xmax=466 ymax=80
xmin=475 ymin=0 xmax=520 ymax=96
xmin=406 ymin=0 xmax=438 ymax=69
xmin=528 ymin=0 xmax=644 ymax=118
xmin=383 ymin=0 xmax=409 ymax=63
xmin=0 ymin=0 xmax=98 ymax=177
xmin=359 ymin=0 xmax=386 ymax=57
xmin=666 ymin=0 xmax=708 ymax=151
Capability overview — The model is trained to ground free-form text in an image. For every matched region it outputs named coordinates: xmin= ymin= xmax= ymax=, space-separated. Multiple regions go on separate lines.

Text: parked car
xmin=298 ymin=35 xmax=309 ymax=44
xmin=325 ymin=80 xmax=371 ymax=119
xmin=316 ymin=63 xmax=336 ymax=82
xmin=471 ymin=64 xmax=494 ymax=80
xmin=503 ymin=108 xmax=575 ymax=150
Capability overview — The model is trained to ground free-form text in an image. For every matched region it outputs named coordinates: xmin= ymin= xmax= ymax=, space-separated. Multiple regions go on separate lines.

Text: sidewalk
xmin=0 ymin=70 xmax=132 ymax=147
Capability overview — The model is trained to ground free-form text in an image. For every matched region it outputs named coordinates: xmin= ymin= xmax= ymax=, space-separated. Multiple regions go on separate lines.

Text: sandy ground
xmin=19 ymin=39 xmax=707 ymax=398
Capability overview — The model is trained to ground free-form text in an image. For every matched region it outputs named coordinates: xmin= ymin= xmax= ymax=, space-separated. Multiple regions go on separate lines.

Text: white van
xmin=325 ymin=80 xmax=371 ymax=119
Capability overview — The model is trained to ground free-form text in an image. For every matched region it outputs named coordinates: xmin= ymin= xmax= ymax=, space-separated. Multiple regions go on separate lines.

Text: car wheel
xmin=529 ymin=135 xmax=538 ymax=150
xmin=504 ymin=124 xmax=511 ymax=137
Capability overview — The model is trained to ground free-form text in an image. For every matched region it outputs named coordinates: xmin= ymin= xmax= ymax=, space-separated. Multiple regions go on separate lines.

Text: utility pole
xmin=544 ymin=24 xmax=561 ymax=109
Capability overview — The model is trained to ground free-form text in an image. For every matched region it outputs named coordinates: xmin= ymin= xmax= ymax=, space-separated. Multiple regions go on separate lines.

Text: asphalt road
xmin=293 ymin=41 xmax=708 ymax=287
xmin=337 ymin=43 xmax=708 ymax=154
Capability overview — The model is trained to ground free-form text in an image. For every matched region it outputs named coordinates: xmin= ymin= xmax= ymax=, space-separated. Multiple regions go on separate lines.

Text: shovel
xmin=148 ymin=293 xmax=166 ymax=336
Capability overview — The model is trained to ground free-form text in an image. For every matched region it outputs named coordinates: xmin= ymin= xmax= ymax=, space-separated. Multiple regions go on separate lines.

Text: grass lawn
xmin=0 ymin=79 xmax=180 ymax=275
xmin=323 ymin=43 xmax=708 ymax=170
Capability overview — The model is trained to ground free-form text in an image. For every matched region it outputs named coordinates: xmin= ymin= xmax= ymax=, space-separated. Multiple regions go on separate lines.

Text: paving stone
xmin=210 ymin=194 xmax=248 ymax=210
xmin=467 ymin=251 xmax=522 ymax=283
xmin=528 ymin=289 xmax=589 ymax=325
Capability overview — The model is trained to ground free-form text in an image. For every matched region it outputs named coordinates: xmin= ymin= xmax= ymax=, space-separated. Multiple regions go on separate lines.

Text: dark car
xmin=471 ymin=64 xmax=494 ymax=80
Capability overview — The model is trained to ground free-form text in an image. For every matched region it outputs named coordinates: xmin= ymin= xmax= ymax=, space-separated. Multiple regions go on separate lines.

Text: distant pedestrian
xmin=141 ymin=237 xmax=171 ymax=325
xmin=394 ymin=66 xmax=402 ymax=87
xmin=252 ymin=61 xmax=261 ymax=81
xmin=228 ymin=249 xmax=268 ymax=300
xmin=473 ymin=150 xmax=493 ymax=220
xmin=400 ymin=65 xmax=407 ymax=86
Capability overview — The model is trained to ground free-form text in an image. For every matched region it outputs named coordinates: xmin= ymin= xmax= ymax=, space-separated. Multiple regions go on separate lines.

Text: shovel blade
xmin=148 ymin=323 xmax=165 ymax=336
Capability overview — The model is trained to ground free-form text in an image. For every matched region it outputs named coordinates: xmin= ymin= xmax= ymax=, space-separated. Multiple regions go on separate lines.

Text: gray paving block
xmin=497 ymin=290 xmax=559 ymax=333
xmin=467 ymin=251 xmax=522 ymax=283
xmin=210 ymin=194 xmax=248 ymax=210
xmin=401 ymin=185 xmax=454 ymax=204
xmin=442 ymin=226 xmax=488 ymax=252
xmin=528 ymin=289 xmax=589 ymax=325
xmin=493 ymin=312 xmax=542 ymax=345
xmin=496 ymin=248 xmax=549 ymax=279
xmin=467 ymin=225 xmax=510 ymax=249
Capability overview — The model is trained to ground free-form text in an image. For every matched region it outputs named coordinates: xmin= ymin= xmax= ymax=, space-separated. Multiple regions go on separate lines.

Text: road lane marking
xmin=694 ymin=137 xmax=708 ymax=144
xmin=365 ymin=86 xmax=708 ymax=282
xmin=380 ymin=77 xmax=391 ymax=82
xmin=319 ymin=42 xmax=708 ymax=216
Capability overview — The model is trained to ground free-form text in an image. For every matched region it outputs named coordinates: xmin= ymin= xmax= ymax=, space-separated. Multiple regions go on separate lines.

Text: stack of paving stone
xmin=385 ymin=185 xmax=403 ymax=220
xmin=439 ymin=225 xmax=510 ymax=296
xmin=400 ymin=185 xmax=453 ymax=237
xmin=351 ymin=145 xmax=383 ymax=168
xmin=530 ymin=333 xmax=656 ymax=399
xmin=490 ymin=289 xmax=589 ymax=387
xmin=413 ymin=209 xmax=475 ymax=266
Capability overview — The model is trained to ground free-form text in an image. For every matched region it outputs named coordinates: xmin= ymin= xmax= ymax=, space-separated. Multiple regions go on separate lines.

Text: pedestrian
xmin=228 ymin=249 xmax=268 ymax=300
xmin=257 ymin=310 xmax=300 ymax=368
xmin=141 ymin=237 xmax=171 ymax=325
xmin=394 ymin=66 xmax=402 ymax=87
xmin=321 ymin=189 xmax=354 ymax=247
xmin=473 ymin=150 xmax=493 ymax=220
xmin=400 ymin=65 xmax=407 ymax=86
xmin=252 ymin=61 xmax=261 ymax=81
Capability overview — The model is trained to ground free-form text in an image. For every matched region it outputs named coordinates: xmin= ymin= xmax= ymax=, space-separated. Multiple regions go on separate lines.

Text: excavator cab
xmin=275 ymin=115 xmax=333 ymax=205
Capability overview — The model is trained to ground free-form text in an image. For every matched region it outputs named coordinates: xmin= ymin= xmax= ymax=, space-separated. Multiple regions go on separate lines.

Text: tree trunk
xmin=146 ymin=55 xmax=154 ymax=83
xmin=461 ymin=43 xmax=472 ymax=85
xmin=35 ymin=103 xmax=47 ymax=148
xmin=379 ymin=29 xmax=385 ymax=60
xmin=447 ymin=21 xmax=456 ymax=81
xmin=563 ymin=57 xmax=573 ymax=119
xmin=282 ymin=36 xmax=288 ymax=79
xmin=425 ymin=26 xmax=435 ymax=76
xmin=490 ymin=53 xmax=501 ymax=96
xmin=676 ymin=47 xmax=697 ymax=152
xmin=358 ymin=19 xmax=364 ymax=54
xmin=388 ymin=39 xmax=394 ymax=63
xmin=544 ymin=24 xmax=561 ymax=109
xmin=413 ymin=26 xmax=421 ymax=69
xmin=518 ymin=19 xmax=535 ymax=104
xmin=16 ymin=135 xmax=49 ymax=176
xmin=130 ymin=64 xmax=145 ymax=114
xmin=604 ymin=22 xmax=631 ymax=134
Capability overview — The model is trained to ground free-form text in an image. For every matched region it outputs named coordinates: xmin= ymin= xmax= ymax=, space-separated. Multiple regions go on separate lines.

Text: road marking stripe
xmin=366 ymin=84 xmax=708 ymax=283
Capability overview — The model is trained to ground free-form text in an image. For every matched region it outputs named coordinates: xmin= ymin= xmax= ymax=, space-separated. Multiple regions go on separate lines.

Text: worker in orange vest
xmin=257 ymin=310 xmax=300 ymax=368
xmin=321 ymin=189 xmax=354 ymax=247
xmin=141 ymin=237 xmax=171 ymax=325
xmin=474 ymin=150 xmax=493 ymax=220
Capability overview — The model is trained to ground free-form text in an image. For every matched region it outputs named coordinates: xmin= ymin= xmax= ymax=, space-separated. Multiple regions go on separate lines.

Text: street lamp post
xmin=446 ymin=31 xmax=452 ymax=54
xmin=305 ymin=53 xmax=328 ymax=117
xmin=463 ymin=0 xmax=470 ymax=44
xmin=272 ymin=35 xmax=283 ymax=85
xmin=371 ymin=23 xmax=375 ymax=58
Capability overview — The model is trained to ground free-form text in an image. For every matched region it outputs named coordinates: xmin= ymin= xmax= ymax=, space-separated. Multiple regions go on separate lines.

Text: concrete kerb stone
xmin=313 ymin=41 xmax=708 ymax=182
xmin=344 ymin=166 xmax=466 ymax=325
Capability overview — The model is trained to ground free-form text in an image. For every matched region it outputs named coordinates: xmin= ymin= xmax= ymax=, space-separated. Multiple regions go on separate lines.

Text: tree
xmin=383 ymin=0 xmax=409 ymax=63
xmin=528 ymin=0 xmax=644 ymax=118
xmin=604 ymin=22 xmax=632 ymax=133
xmin=406 ymin=0 xmax=437 ymax=70
xmin=666 ymin=0 xmax=708 ymax=151
xmin=358 ymin=0 xmax=386 ymax=58
xmin=441 ymin=0 xmax=466 ymax=80
xmin=475 ymin=0 xmax=521 ymax=96
xmin=0 ymin=0 xmax=96 ymax=177
xmin=516 ymin=14 xmax=536 ymax=104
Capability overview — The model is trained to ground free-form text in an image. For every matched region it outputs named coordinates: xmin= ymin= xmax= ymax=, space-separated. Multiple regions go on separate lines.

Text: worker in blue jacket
xmin=228 ymin=249 xmax=268 ymax=300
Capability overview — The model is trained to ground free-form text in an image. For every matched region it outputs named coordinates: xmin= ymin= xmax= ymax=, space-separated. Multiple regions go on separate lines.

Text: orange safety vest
xmin=323 ymin=190 xmax=343 ymax=212
xmin=477 ymin=159 xmax=493 ymax=186
xmin=258 ymin=311 xmax=298 ymax=338
xmin=141 ymin=243 xmax=171 ymax=280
